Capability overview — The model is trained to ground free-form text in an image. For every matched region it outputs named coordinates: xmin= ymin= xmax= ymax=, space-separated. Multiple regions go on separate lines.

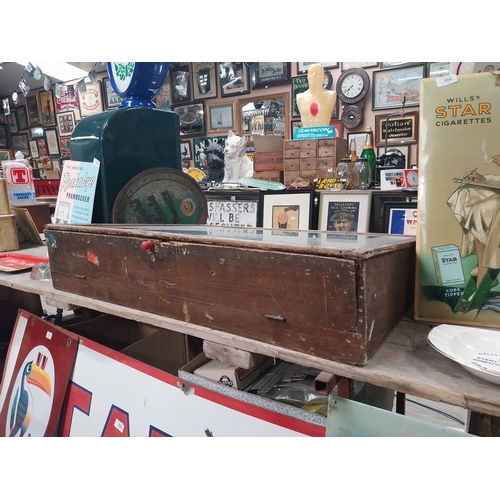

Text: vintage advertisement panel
xmin=416 ymin=72 xmax=500 ymax=326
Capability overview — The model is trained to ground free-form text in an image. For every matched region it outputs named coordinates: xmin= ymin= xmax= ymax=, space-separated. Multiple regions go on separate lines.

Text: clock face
xmin=336 ymin=67 xmax=370 ymax=104
xmin=406 ymin=170 xmax=418 ymax=187
xmin=340 ymin=74 xmax=364 ymax=99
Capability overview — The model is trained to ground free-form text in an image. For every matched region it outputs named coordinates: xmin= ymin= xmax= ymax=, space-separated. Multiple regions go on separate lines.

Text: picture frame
xmin=59 ymin=137 xmax=71 ymax=156
xmin=0 ymin=150 xmax=11 ymax=161
xmin=11 ymin=133 xmax=29 ymax=156
xmin=45 ymin=129 xmax=60 ymax=156
xmin=7 ymin=112 xmax=18 ymax=134
xmin=37 ymin=138 xmax=48 ymax=157
xmin=78 ymin=82 xmax=104 ymax=117
xmin=39 ymin=90 xmax=56 ymax=127
xmin=57 ymin=110 xmax=76 ymax=137
xmin=30 ymin=127 xmax=44 ymax=139
xmin=170 ymin=64 xmax=192 ymax=105
xmin=51 ymin=158 xmax=61 ymax=173
xmin=192 ymin=62 xmax=218 ymax=100
xmin=330 ymin=119 xmax=344 ymax=139
xmin=427 ymin=62 xmax=451 ymax=78
xmin=372 ymin=64 xmax=425 ymax=110
xmin=192 ymin=136 xmax=226 ymax=169
xmin=30 ymin=140 xmax=39 ymax=158
xmin=341 ymin=62 xmax=379 ymax=71
xmin=258 ymin=189 xmax=315 ymax=230
xmin=0 ymin=124 xmax=8 ymax=148
xmin=347 ymin=132 xmax=368 ymax=156
xmin=16 ymin=105 xmax=29 ymax=131
xmin=318 ymin=191 xmax=372 ymax=233
xmin=180 ymin=140 xmax=192 ymax=160
xmin=154 ymin=80 xmax=171 ymax=110
xmin=26 ymin=95 xmax=41 ymax=126
xmin=382 ymin=201 xmax=418 ymax=235
xmin=217 ymin=62 xmax=251 ymax=98
xmin=251 ymin=63 xmax=291 ymax=88
xmin=102 ymin=76 xmax=123 ymax=109
xmin=207 ymin=102 xmax=234 ymax=133
xmin=380 ymin=62 xmax=413 ymax=68
xmin=291 ymin=120 xmax=302 ymax=137
xmin=297 ymin=62 xmax=338 ymax=73
xmin=374 ymin=111 xmax=419 ymax=147
xmin=55 ymin=85 xmax=79 ymax=113
xmin=172 ymin=102 xmax=205 ymax=136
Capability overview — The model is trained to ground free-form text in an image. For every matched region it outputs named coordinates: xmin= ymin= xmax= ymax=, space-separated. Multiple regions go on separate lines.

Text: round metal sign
xmin=111 ymin=167 xmax=207 ymax=225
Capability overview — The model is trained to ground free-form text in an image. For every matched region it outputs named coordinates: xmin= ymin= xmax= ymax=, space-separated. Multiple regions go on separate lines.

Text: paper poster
xmin=388 ymin=208 xmax=417 ymax=235
xmin=54 ymin=160 xmax=100 ymax=224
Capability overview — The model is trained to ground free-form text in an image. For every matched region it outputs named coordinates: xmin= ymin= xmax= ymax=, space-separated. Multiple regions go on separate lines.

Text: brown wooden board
xmin=45 ymin=224 xmax=415 ymax=366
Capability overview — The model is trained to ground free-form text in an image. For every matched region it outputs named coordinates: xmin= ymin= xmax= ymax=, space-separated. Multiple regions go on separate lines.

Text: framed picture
xmin=374 ymin=111 xmax=419 ymax=147
xmin=380 ymin=62 xmax=413 ymax=68
xmin=427 ymin=62 xmax=451 ymax=78
xmin=291 ymin=120 xmax=302 ymax=137
xmin=78 ymin=82 xmax=104 ymax=117
xmin=29 ymin=140 xmax=39 ymax=158
xmin=207 ymin=102 xmax=234 ymax=133
xmin=172 ymin=102 xmax=205 ymax=136
xmin=0 ymin=124 xmax=8 ymax=148
xmin=372 ymin=64 xmax=425 ymax=110
xmin=30 ymin=127 xmax=44 ymax=139
xmin=102 ymin=76 xmax=123 ymax=109
xmin=382 ymin=201 xmax=418 ymax=235
xmin=155 ymin=80 xmax=171 ymax=110
xmin=318 ymin=191 xmax=372 ymax=233
xmin=57 ymin=110 xmax=76 ymax=137
xmin=7 ymin=112 xmax=18 ymax=134
xmin=347 ymin=132 xmax=368 ymax=156
xmin=330 ymin=119 xmax=344 ymax=139
xmin=37 ymin=138 xmax=48 ymax=157
xmin=217 ymin=62 xmax=251 ymax=98
xmin=59 ymin=137 xmax=71 ymax=156
xmin=205 ymin=190 xmax=260 ymax=227
xmin=45 ymin=129 xmax=59 ymax=155
xmin=26 ymin=95 xmax=41 ymax=126
xmin=180 ymin=140 xmax=192 ymax=160
xmin=258 ymin=189 xmax=315 ymax=230
xmin=192 ymin=62 xmax=217 ymax=100
xmin=193 ymin=136 xmax=226 ymax=170
xmin=11 ymin=133 xmax=29 ymax=156
xmin=341 ymin=62 xmax=379 ymax=71
xmin=170 ymin=64 xmax=192 ymax=105
xmin=252 ymin=63 xmax=291 ymax=88
xmin=39 ymin=90 xmax=56 ymax=127
xmin=0 ymin=150 xmax=11 ymax=160
xmin=297 ymin=62 xmax=338 ymax=73
xmin=51 ymin=158 xmax=61 ymax=172
xmin=55 ymin=85 xmax=79 ymax=113
xmin=16 ymin=106 xmax=29 ymax=131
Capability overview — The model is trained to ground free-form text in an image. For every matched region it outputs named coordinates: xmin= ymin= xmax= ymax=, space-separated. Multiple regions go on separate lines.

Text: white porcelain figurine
xmin=223 ymin=130 xmax=254 ymax=183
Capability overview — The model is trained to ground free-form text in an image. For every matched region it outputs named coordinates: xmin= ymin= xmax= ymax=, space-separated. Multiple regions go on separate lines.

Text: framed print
xmin=16 ymin=106 xmax=29 ymax=131
xmin=383 ymin=201 xmax=418 ymax=235
xmin=55 ymin=85 xmax=79 ymax=112
xmin=170 ymin=64 xmax=192 ymax=104
xmin=155 ymin=80 xmax=171 ymax=110
xmin=372 ymin=64 xmax=425 ymax=110
xmin=193 ymin=136 xmax=226 ymax=169
xmin=102 ymin=77 xmax=123 ymax=109
xmin=7 ymin=112 xmax=18 ymax=134
xmin=57 ymin=110 xmax=76 ymax=137
xmin=29 ymin=140 xmax=39 ymax=158
xmin=39 ymin=90 xmax=56 ymax=127
xmin=258 ymin=189 xmax=314 ymax=230
xmin=172 ymin=102 xmax=205 ymax=136
xmin=427 ymin=62 xmax=451 ymax=78
xmin=51 ymin=158 xmax=61 ymax=172
xmin=46 ymin=129 xmax=59 ymax=155
xmin=217 ymin=62 xmax=251 ymax=97
xmin=11 ymin=133 xmax=29 ymax=156
xmin=207 ymin=102 xmax=234 ymax=133
xmin=380 ymin=62 xmax=412 ymax=68
xmin=26 ymin=95 xmax=41 ymax=126
xmin=374 ymin=111 xmax=419 ymax=147
xmin=341 ymin=62 xmax=378 ymax=71
xmin=347 ymin=132 xmax=368 ymax=156
xmin=37 ymin=138 xmax=48 ymax=157
xmin=291 ymin=120 xmax=302 ymax=137
xmin=78 ymin=82 xmax=104 ymax=117
xmin=192 ymin=62 xmax=217 ymax=100
xmin=252 ymin=63 xmax=291 ymax=88
xmin=330 ymin=119 xmax=344 ymax=139
xmin=0 ymin=124 xmax=8 ymax=148
xmin=297 ymin=62 xmax=338 ymax=73
xmin=59 ymin=137 xmax=71 ymax=156
xmin=181 ymin=140 xmax=192 ymax=160
xmin=318 ymin=191 xmax=372 ymax=232
xmin=0 ymin=150 xmax=11 ymax=160
xmin=30 ymin=127 xmax=44 ymax=139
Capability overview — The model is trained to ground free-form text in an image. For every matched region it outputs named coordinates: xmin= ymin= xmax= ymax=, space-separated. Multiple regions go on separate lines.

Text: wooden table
xmin=2 ymin=244 xmax=500 ymax=420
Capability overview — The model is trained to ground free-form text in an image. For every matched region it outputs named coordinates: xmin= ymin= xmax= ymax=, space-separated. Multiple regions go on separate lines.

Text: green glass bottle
xmin=360 ymin=126 xmax=377 ymax=188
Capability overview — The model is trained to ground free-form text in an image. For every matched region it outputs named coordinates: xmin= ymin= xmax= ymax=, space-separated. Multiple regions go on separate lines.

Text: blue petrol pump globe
xmin=106 ymin=62 xmax=170 ymax=108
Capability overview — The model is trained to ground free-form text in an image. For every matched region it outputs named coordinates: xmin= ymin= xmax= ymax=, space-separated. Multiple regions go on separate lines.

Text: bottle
xmin=353 ymin=158 xmax=371 ymax=190
xmin=360 ymin=126 xmax=376 ymax=187
xmin=1 ymin=151 xmax=36 ymax=205
xmin=349 ymin=139 xmax=358 ymax=163
xmin=335 ymin=158 xmax=354 ymax=189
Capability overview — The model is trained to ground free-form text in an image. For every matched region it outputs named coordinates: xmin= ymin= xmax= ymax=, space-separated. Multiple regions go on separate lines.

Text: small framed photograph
xmin=341 ymin=62 xmax=379 ymax=71
xmin=0 ymin=150 xmax=11 ymax=160
xmin=16 ymin=105 xmax=29 ymax=131
xmin=59 ymin=137 xmax=71 ymax=156
xmin=427 ymin=62 xmax=451 ymax=78
xmin=207 ymin=102 xmax=234 ymax=133
xmin=217 ymin=62 xmax=251 ymax=98
xmin=251 ymin=63 xmax=291 ymax=88
xmin=7 ymin=113 xmax=18 ymax=134
xmin=39 ymin=90 xmax=56 ymax=127
xmin=330 ymin=119 xmax=344 ymax=139
xmin=11 ymin=133 xmax=30 ymax=156
xmin=30 ymin=140 xmax=39 ymax=158
xmin=372 ymin=64 xmax=425 ymax=111
xmin=102 ymin=76 xmax=123 ymax=109
xmin=192 ymin=62 xmax=218 ymax=100
xmin=51 ymin=158 xmax=61 ymax=172
xmin=318 ymin=191 xmax=372 ymax=233
xmin=347 ymin=132 xmax=368 ymax=156
xmin=57 ymin=110 xmax=76 ymax=137
xmin=374 ymin=111 xmax=419 ymax=147
xmin=383 ymin=201 xmax=418 ymax=235
xmin=30 ymin=127 xmax=44 ymax=139
xmin=180 ymin=140 xmax=192 ymax=160
xmin=297 ymin=62 xmax=338 ymax=74
xmin=37 ymin=138 xmax=48 ymax=157
xmin=0 ymin=124 xmax=8 ymax=148
xmin=172 ymin=102 xmax=205 ymax=136
xmin=45 ymin=129 xmax=60 ymax=155
xmin=26 ymin=95 xmax=41 ymax=126
xmin=78 ymin=82 xmax=104 ymax=117
xmin=170 ymin=64 xmax=192 ymax=105
xmin=258 ymin=189 xmax=315 ymax=230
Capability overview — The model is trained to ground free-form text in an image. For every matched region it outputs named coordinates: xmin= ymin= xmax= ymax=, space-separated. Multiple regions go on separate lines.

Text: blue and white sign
xmin=294 ymin=125 xmax=335 ymax=140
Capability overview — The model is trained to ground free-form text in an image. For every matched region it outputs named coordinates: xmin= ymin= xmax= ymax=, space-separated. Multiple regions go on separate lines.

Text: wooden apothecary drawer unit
xmin=45 ymin=224 xmax=415 ymax=366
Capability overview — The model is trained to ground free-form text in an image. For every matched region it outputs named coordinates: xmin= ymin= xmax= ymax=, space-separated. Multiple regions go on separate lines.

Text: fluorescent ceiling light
xmin=16 ymin=62 xmax=89 ymax=82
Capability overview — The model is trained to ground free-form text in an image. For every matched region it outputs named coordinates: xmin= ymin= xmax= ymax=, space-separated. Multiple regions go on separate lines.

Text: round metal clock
xmin=336 ymin=67 xmax=370 ymax=105
xmin=341 ymin=105 xmax=364 ymax=129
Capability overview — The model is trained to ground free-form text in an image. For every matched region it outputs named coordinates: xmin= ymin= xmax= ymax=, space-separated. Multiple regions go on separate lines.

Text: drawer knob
xmin=140 ymin=240 xmax=154 ymax=252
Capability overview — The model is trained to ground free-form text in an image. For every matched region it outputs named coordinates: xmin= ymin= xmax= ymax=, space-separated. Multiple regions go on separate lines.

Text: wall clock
xmin=341 ymin=105 xmax=363 ymax=129
xmin=336 ymin=67 xmax=370 ymax=105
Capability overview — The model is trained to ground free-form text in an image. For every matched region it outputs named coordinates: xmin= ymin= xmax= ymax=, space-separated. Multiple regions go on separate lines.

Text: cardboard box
xmin=182 ymin=352 xmax=273 ymax=390
xmin=253 ymin=170 xmax=284 ymax=183
xmin=253 ymin=136 xmax=284 ymax=172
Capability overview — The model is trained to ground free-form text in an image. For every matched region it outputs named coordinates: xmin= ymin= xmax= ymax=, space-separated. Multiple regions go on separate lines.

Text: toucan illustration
xmin=9 ymin=360 xmax=52 ymax=437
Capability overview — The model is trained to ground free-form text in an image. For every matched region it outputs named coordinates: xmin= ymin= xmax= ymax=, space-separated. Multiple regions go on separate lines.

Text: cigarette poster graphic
xmin=54 ymin=160 xmax=100 ymax=224
xmin=272 ymin=205 xmax=299 ymax=229
xmin=416 ymin=72 xmax=500 ymax=327
xmin=327 ymin=201 xmax=360 ymax=232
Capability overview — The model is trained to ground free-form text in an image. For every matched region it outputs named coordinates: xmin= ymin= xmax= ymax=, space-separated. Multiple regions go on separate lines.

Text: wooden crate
xmin=0 ymin=214 xmax=19 ymax=252
xmin=254 ymin=152 xmax=284 ymax=172
xmin=45 ymin=224 xmax=416 ymax=366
